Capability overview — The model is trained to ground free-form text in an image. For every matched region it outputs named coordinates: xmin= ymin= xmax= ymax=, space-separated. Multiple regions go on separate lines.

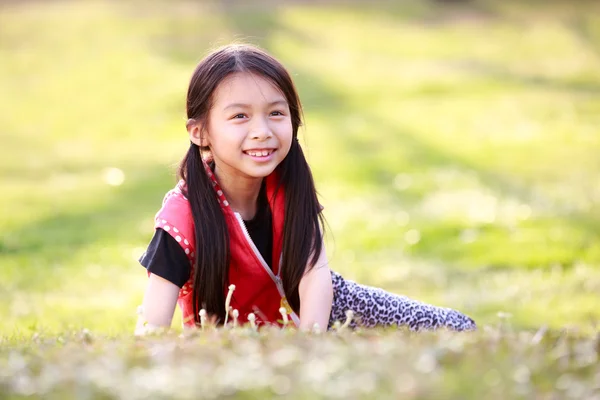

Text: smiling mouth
xmin=244 ymin=149 xmax=275 ymax=157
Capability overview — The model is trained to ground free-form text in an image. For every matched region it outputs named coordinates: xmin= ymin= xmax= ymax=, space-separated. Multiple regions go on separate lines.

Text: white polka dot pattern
xmin=154 ymin=190 xmax=196 ymax=299
xmin=201 ymin=161 xmax=233 ymax=213
xmin=155 ymin=162 xmax=235 ymax=308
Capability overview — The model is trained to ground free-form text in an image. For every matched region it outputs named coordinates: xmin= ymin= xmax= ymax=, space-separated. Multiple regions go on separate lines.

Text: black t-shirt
xmin=139 ymin=185 xmax=273 ymax=288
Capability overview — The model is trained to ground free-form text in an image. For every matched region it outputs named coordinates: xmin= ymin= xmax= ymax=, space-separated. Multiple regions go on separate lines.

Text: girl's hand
xmin=134 ymin=273 xmax=180 ymax=336
xmin=298 ymin=241 xmax=333 ymax=331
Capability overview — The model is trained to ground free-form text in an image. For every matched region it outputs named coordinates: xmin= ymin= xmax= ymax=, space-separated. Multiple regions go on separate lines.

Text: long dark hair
xmin=178 ymin=44 xmax=324 ymax=324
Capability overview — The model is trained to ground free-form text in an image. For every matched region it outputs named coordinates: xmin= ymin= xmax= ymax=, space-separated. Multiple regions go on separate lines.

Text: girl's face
xmin=201 ymin=72 xmax=293 ymax=181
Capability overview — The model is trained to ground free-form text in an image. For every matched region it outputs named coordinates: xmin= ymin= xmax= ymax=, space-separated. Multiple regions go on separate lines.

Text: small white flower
xmin=248 ymin=313 xmax=257 ymax=331
xmin=232 ymin=309 xmax=239 ymax=328
xmin=279 ymin=307 xmax=289 ymax=328
xmin=224 ymin=284 xmax=236 ymax=326
xmin=312 ymin=323 xmax=321 ymax=334
xmin=199 ymin=309 xmax=207 ymax=331
xmin=339 ymin=310 xmax=354 ymax=331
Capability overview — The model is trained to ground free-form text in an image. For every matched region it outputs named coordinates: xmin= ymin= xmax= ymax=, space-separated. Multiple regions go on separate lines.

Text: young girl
xmin=136 ymin=44 xmax=476 ymax=333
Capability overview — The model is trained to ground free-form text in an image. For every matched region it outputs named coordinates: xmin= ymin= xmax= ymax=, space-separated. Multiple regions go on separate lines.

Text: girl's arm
xmin=298 ymin=241 xmax=333 ymax=331
xmin=134 ymin=273 xmax=180 ymax=335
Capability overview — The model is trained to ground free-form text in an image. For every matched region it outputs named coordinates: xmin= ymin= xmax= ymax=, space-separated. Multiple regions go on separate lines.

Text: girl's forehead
xmin=213 ymin=72 xmax=286 ymax=105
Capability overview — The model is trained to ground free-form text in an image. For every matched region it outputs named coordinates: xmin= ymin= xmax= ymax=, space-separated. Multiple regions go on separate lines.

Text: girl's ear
xmin=186 ymin=119 xmax=209 ymax=147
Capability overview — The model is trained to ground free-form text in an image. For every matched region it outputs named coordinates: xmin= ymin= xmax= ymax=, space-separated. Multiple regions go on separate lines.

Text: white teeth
xmin=246 ymin=150 xmax=272 ymax=157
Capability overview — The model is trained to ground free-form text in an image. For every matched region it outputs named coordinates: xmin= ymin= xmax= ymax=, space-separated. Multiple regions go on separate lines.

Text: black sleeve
xmin=139 ymin=228 xmax=191 ymax=288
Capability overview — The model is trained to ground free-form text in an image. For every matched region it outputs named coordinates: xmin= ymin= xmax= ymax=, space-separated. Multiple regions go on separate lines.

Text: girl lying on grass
xmin=136 ymin=44 xmax=476 ymax=334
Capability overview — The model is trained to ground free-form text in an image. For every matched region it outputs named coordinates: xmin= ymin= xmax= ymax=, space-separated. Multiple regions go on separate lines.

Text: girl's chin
xmin=243 ymin=166 xmax=277 ymax=179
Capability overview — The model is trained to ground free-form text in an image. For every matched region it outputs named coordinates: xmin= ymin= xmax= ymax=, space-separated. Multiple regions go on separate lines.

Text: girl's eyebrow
xmin=223 ymin=100 xmax=288 ymax=111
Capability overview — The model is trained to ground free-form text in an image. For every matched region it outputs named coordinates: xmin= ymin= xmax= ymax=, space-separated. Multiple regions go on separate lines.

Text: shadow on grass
xmin=455 ymin=60 xmax=600 ymax=95
xmin=0 ymin=163 xmax=175 ymax=261
xmin=566 ymin=13 xmax=600 ymax=58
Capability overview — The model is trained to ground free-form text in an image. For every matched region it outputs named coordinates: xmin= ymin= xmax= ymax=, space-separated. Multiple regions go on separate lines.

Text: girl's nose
xmin=250 ymin=119 xmax=272 ymax=140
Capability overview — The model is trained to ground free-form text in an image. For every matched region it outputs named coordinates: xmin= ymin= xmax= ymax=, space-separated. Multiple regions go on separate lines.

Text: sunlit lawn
xmin=2 ymin=1 xmax=600 ymax=398
xmin=1 ymin=0 xmax=599 ymax=338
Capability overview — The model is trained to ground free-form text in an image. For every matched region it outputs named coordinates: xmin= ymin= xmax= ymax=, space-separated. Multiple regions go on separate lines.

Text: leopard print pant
xmin=328 ymin=271 xmax=476 ymax=331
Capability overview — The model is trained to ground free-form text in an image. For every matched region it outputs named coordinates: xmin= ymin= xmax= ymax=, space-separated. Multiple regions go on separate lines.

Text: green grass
xmin=1 ymin=0 xmax=600 ymax=397
xmin=1 ymin=326 xmax=599 ymax=399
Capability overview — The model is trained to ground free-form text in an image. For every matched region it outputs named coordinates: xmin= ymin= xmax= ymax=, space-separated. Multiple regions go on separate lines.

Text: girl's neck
xmin=213 ymin=165 xmax=263 ymax=220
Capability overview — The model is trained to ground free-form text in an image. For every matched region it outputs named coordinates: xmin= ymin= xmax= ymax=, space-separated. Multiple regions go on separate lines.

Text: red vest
xmin=152 ymin=167 xmax=299 ymax=329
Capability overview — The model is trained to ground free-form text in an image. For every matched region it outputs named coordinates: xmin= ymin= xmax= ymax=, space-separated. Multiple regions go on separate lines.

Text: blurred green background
xmin=1 ymin=0 xmax=599 ymax=336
